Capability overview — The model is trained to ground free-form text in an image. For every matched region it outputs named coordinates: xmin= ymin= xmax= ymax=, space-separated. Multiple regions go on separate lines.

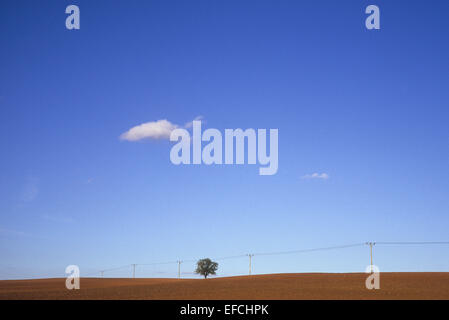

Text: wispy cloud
xmin=21 ymin=177 xmax=39 ymax=202
xmin=0 ymin=227 xmax=49 ymax=240
xmin=301 ymin=172 xmax=329 ymax=180
xmin=120 ymin=116 xmax=204 ymax=141
xmin=120 ymin=119 xmax=178 ymax=141
xmin=41 ymin=214 xmax=74 ymax=224
xmin=0 ymin=227 xmax=31 ymax=238
xmin=184 ymin=115 xmax=204 ymax=129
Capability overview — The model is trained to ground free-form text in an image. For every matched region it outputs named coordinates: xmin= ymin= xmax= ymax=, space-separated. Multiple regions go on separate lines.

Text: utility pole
xmin=131 ymin=264 xmax=137 ymax=278
xmin=366 ymin=242 xmax=376 ymax=273
xmin=177 ymin=260 xmax=182 ymax=279
xmin=247 ymin=254 xmax=254 ymax=275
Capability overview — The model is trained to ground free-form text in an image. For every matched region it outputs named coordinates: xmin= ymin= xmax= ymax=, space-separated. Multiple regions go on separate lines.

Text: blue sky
xmin=0 ymin=0 xmax=449 ymax=279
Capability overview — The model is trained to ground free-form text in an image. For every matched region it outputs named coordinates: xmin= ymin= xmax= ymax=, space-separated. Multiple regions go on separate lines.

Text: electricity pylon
xmin=365 ymin=242 xmax=376 ymax=273
xmin=247 ymin=254 xmax=254 ymax=275
xmin=177 ymin=260 xmax=182 ymax=279
xmin=131 ymin=264 xmax=137 ymax=278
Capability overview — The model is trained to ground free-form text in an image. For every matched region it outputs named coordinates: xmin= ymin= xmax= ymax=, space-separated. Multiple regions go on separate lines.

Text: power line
xmin=212 ymin=254 xmax=247 ymax=261
xmin=139 ymin=261 xmax=178 ymax=266
xmin=70 ymin=241 xmax=449 ymax=279
xmin=102 ymin=264 xmax=132 ymax=272
xmin=253 ymin=243 xmax=366 ymax=257
xmin=376 ymin=241 xmax=449 ymax=245
xmin=83 ymin=264 xmax=132 ymax=277
xmin=179 ymin=259 xmax=197 ymax=263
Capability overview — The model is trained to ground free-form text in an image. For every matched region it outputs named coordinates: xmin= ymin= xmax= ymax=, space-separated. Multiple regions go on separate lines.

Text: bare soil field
xmin=0 ymin=273 xmax=448 ymax=300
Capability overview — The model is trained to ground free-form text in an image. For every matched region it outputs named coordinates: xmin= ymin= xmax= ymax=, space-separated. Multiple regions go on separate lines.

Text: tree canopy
xmin=195 ymin=258 xmax=218 ymax=279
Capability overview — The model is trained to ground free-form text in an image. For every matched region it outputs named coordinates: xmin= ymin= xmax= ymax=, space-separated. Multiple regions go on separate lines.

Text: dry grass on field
xmin=1 ymin=272 xmax=448 ymax=300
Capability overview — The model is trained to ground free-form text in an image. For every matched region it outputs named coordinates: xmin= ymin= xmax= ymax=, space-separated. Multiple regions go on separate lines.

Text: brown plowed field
xmin=1 ymin=273 xmax=448 ymax=300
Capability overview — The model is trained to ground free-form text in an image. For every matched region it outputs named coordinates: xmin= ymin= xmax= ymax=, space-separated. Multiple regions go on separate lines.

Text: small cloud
xmin=41 ymin=214 xmax=74 ymax=224
xmin=21 ymin=177 xmax=39 ymax=202
xmin=120 ymin=119 xmax=178 ymax=141
xmin=0 ymin=227 xmax=47 ymax=240
xmin=0 ymin=227 xmax=30 ymax=238
xmin=120 ymin=116 xmax=205 ymax=142
xmin=86 ymin=178 xmax=94 ymax=184
xmin=301 ymin=173 xmax=329 ymax=180
xmin=184 ymin=116 xmax=204 ymax=129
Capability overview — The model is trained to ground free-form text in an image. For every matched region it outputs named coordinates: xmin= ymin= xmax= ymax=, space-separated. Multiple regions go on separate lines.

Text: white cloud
xmin=0 ymin=227 xmax=47 ymax=240
xmin=120 ymin=119 xmax=178 ymax=141
xmin=41 ymin=214 xmax=74 ymax=224
xmin=184 ymin=115 xmax=204 ymax=129
xmin=120 ymin=116 xmax=204 ymax=141
xmin=301 ymin=173 xmax=329 ymax=180
xmin=0 ymin=227 xmax=30 ymax=237
xmin=21 ymin=177 xmax=39 ymax=202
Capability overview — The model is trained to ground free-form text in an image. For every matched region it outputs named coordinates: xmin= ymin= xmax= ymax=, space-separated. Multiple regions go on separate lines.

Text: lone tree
xmin=195 ymin=258 xmax=218 ymax=279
